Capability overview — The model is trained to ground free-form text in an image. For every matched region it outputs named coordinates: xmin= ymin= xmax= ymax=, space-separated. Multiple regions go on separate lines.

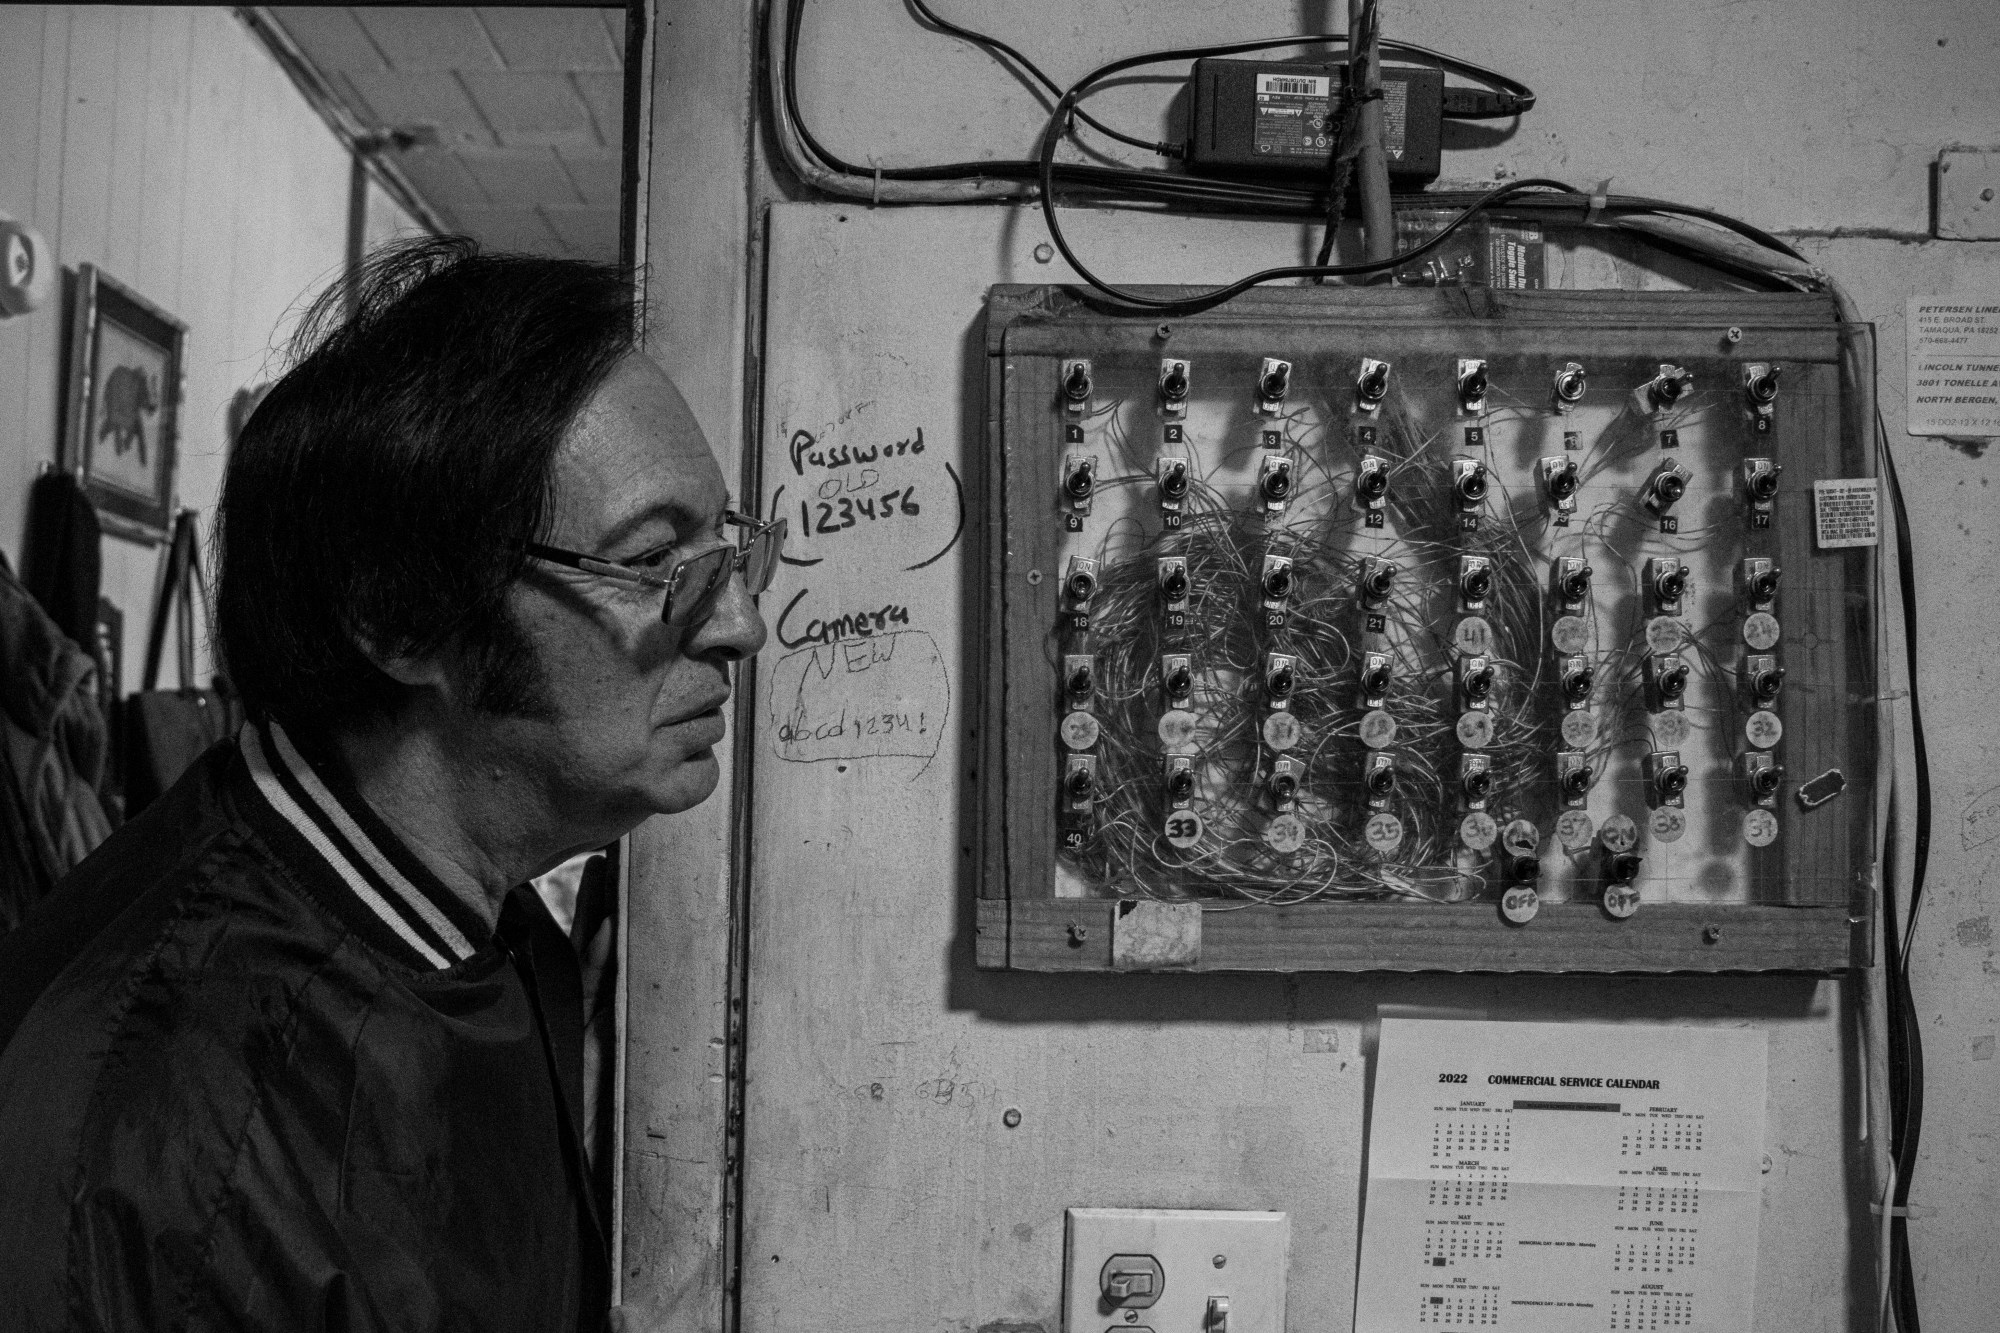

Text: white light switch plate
xmin=1064 ymin=1208 xmax=1288 ymax=1333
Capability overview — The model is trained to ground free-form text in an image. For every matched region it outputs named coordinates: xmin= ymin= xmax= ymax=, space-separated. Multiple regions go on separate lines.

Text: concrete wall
xmin=627 ymin=2 xmax=1999 ymax=1328
xmin=0 ymin=5 xmax=352 ymax=691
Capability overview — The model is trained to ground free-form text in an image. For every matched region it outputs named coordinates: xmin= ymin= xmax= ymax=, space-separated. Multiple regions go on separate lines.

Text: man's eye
xmin=626 ymin=547 xmax=676 ymax=572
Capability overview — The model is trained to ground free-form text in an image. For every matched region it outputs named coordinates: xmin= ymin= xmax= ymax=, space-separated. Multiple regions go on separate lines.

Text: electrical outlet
xmin=1064 ymin=1208 xmax=1287 ymax=1333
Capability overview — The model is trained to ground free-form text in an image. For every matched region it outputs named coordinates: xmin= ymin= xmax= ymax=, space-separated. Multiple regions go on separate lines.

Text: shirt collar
xmin=241 ymin=718 xmax=487 ymax=970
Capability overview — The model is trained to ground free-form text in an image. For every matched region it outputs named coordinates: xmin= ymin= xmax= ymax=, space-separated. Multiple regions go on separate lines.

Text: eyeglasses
xmin=522 ymin=509 xmax=786 ymax=627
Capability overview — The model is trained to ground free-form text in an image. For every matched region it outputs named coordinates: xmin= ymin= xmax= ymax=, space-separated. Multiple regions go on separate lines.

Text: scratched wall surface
xmin=717 ymin=2 xmax=2000 ymax=1329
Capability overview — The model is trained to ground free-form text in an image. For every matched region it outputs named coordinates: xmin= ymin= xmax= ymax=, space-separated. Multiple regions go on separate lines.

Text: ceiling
xmin=267 ymin=6 xmax=625 ymax=262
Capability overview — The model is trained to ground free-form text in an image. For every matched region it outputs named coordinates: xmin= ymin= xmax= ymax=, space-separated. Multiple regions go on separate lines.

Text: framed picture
xmin=60 ymin=265 xmax=186 ymax=544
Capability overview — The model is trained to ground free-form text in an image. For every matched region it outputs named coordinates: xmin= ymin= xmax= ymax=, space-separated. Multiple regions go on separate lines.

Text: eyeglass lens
xmin=662 ymin=523 xmax=785 ymax=626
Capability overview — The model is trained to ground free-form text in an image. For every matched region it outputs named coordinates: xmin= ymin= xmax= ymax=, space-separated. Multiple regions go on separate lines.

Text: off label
xmin=1650 ymin=807 xmax=1688 ymax=842
xmin=1599 ymin=814 xmax=1640 ymax=854
xmin=1360 ymin=709 xmax=1398 ymax=749
xmin=1263 ymin=812 xmax=1307 ymax=854
xmin=1501 ymin=886 xmax=1541 ymax=923
xmin=1365 ymin=813 xmax=1405 ymax=855
xmin=1156 ymin=710 xmax=1199 ymax=751
xmin=1551 ymin=615 xmax=1590 ymax=655
xmin=1456 ymin=711 xmax=1495 ymax=749
xmin=1746 ymin=710 xmax=1783 ymax=748
xmin=1561 ymin=711 xmax=1598 ymax=749
xmin=1743 ymin=808 xmax=1779 ymax=846
xmin=1163 ymin=809 xmax=1206 ymax=850
xmin=1556 ymin=809 xmax=1596 ymax=850
xmin=1653 ymin=711 xmax=1692 ymax=748
xmin=1262 ymin=711 xmax=1303 ymax=752
xmin=1059 ymin=711 xmax=1100 ymax=751
xmin=1603 ymin=884 xmax=1641 ymax=919
xmin=1743 ymin=612 xmax=1781 ymax=650
xmin=1453 ymin=617 xmax=1494 ymax=656
xmin=1645 ymin=616 xmax=1688 ymax=655
xmin=1459 ymin=812 xmax=1498 ymax=850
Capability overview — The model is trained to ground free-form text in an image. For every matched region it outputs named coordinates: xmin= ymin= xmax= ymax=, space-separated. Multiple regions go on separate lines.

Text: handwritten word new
xmin=788 ymin=425 xmax=924 ymax=476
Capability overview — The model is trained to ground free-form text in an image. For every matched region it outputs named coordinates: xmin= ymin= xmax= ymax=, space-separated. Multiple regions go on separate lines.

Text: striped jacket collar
xmin=242 ymin=719 xmax=487 ymax=970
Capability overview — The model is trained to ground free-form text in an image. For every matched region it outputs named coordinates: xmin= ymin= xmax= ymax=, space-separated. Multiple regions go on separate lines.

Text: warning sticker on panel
xmin=1813 ymin=478 xmax=1879 ymax=549
xmin=1907 ymin=294 xmax=2000 ymax=437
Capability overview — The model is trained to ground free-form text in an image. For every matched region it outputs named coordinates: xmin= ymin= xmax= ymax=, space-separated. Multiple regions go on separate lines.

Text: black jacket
xmin=0 ymin=724 xmax=608 ymax=1332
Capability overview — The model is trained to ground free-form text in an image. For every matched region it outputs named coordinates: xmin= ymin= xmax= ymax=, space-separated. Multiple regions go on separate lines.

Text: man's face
xmin=489 ymin=353 xmax=766 ymax=831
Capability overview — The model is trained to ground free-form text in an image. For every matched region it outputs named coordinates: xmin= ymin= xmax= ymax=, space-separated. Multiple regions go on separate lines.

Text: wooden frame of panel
xmin=976 ymin=286 xmax=1876 ymax=973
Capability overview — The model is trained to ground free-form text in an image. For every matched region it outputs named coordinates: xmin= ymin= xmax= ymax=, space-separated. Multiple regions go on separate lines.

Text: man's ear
xmin=353 ymin=633 xmax=453 ymax=692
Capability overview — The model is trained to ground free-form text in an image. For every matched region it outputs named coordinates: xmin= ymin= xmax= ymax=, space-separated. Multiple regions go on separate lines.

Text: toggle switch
xmin=1359 ymin=651 xmax=1393 ymax=705
xmin=1451 ymin=455 xmax=1489 ymax=512
xmin=1743 ymin=457 xmax=1782 ymax=521
xmin=1359 ymin=555 xmax=1398 ymax=607
xmin=1743 ymin=362 xmax=1781 ymax=409
xmin=1647 ymin=654 xmax=1689 ymax=711
xmin=1159 ymin=358 xmax=1191 ymax=414
xmin=1460 ymin=754 xmax=1493 ymax=808
xmin=1161 ymin=653 xmax=1193 ymax=708
xmin=1552 ymin=360 xmax=1587 ymax=411
xmin=1646 ymin=750 xmax=1690 ymax=808
xmin=1064 ymin=653 xmax=1095 ymax=704
xmin=1264 ymin=652 xmax=1297 ymax=705
xmin=1746 ymin=654 xmax=1784 ymax=706
xmin=1647 ymin=363 xmax=1694 ymax=412
xmin=1261 ymin=554 xmax=1294 ymax=603
xmin=1158 ymin=456 xmax=1191 ymax=510
xmin=1158 ymin=556 xmax=1189 ymax=608
xmin=1606 ymin=850 xmax=1643 ymax=885
xmin=1354 ymin=357 xmax=1391 ymax=413
xmin=1257 ymin=453 xmax=1294 ymax=511
xmin=1456 ymin=358 xmax=1490 ymax=415
xmin=1165 ymin=756 xmax=1196 ymax=806
xmin=1647 ymin=555 xmax=1690 ymax=616
xmin=1740 ymin=557 xmax=1781 ymax=609
xmin=1100 ymin=1254 xmax=1165 ymax=1309
xmin=1061 ymin=358 xmax=1094 ymax=411
xmin=1541 ymin=454 xmax=1580 ymax=515
xmin=1363 ymin=751 xmax=1397 ymax=801
xmin=1560 ymin=654 xmax=1593 ymax=707
xmin=1268 ymin=756 xmax=1301 ymax=807
xmin=1063 ymin=453 xmax=1096 ymax=515
xmin=1639 ymin=458 xmax=1692 ymax=517
xmin=1460 ymin=654 xmax=1495 ymax=708
xmin=1558 ymin=752 xmax=1593 ymax=804
xmin=1256 ymin=357 xmax=1292 ymax=414
xmin=1458 ymin=554 xmax=1494 ymax=608
xmin=1207 ymin=1295 xmax=1231 ymax=1333
xmin=1064 ymin=555 xmax=1099 ymax=605
xmin=1551 ymin=555 xmax=1592 ymax=609
xmin=1742 ymin=751 xmax=1783 ymax=807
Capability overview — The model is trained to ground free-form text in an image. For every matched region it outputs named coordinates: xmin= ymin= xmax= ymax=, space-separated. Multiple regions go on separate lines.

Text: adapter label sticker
xmin=1254 ymin=72 xmax=1335 ymax=159
xmin=1252 ymin=72 xmax=1409 ymax=161
xmin=1812 ymin=478 xmax=1880 ymax=549
xmin=1908 ymin=294 xmax=2000 ymax=437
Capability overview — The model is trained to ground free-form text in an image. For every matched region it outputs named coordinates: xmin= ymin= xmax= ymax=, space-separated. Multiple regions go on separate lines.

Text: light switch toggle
xmin=1101 ymin=1254 xmax=1165 ymax=1309
xmin=1207 ymin=1295 xmax=1231 ymax=1333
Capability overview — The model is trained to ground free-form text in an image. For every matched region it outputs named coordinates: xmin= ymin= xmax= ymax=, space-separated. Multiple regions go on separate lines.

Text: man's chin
xmin=652 ymin=750 xmax=722 ymax=815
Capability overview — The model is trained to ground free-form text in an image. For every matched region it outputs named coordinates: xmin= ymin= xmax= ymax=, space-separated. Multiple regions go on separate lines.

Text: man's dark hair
xmin=216 ymin=237 xmax=637 ymax=728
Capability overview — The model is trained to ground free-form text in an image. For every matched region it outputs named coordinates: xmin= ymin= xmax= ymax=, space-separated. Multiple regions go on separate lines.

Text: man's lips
xmin=665 ymin=695 xmax=732 ymax=744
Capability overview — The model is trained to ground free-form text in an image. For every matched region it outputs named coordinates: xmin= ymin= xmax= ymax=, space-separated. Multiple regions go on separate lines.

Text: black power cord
xmin=1879 ymin=417 xmax=1929 ymax=1333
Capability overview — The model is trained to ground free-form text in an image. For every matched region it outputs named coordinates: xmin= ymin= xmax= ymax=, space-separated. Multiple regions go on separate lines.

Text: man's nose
xmin=690 ymin=567 xmax=768 ymax=662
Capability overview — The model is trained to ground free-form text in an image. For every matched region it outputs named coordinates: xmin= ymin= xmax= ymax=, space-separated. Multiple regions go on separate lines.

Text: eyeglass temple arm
xmin=521 ymin=542 xmax=671 ymax=590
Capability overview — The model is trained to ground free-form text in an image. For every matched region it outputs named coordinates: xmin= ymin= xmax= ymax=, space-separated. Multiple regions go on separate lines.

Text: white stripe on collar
xmin=241 ymin=720 xmax=475 ymax=967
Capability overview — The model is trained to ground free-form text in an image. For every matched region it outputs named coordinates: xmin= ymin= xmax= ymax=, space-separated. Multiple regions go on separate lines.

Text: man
xmin=0 ymin=239 xmax=772 ymax=1331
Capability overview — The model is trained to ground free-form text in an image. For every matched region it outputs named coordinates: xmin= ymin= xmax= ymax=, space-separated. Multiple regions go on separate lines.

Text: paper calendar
xmin=1354 ymin=1019 xmax=1767 ymax=1333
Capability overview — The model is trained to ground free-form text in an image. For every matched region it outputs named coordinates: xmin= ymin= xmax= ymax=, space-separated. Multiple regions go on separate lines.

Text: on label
xmin=1650 ymin=807 xmax=1688 ymax=843
xmin=1561 ymin=711 xmax=1598 ymax=749
xmin=1556 ymin=809 xmax=1596 ymax=850
xmin=1502 ymin=818 xmax=1540 ymax=855
xmin=1653 ymin=711 xmax=1693 ymax=749
xmin=1500 ymin=886 xmax=1540 ymax=924
xmin=1059 ymin=710 xmax=1100 ymax=751
xmin=1365 ymin=812 xmax=1405 ymax=855
xmin=1745 ymin=710 xmax=1784 ymax=748
xmin=1156 ymin=709 xmax=1199 ymax=751
xmin=1603 ymin=884 xmax=1641 ymax=919
xmin=1163 ymin=809 xmax=1206 ymax=850
xmin=1645 ymin=616 xmax=1688 ymax=655
xmin=1743 ymin=808 xmax=1779 ymax=847
xmin=1551 ymin=615 xmax=1590 ymax=655
xmin=1453 ymin=616 xmax=1494 ymax=656
xmin=1459 ymin=812 xmax=1498 ymax=850
xmin=1359 ymin=709 xmax=1398 ymax=749
xmin=1456 ymin=711 xmax=1495 ymax=750
xmin=1600 ymin=813 xmax=1640 ymax=853
xmin=1262 ymin=711 xmax=1303 ymax=753
xmin=1263 ymin=812 xmax=1307 ymax=854
xmin=1743 ymin=612 xmax=1781 ymax=650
